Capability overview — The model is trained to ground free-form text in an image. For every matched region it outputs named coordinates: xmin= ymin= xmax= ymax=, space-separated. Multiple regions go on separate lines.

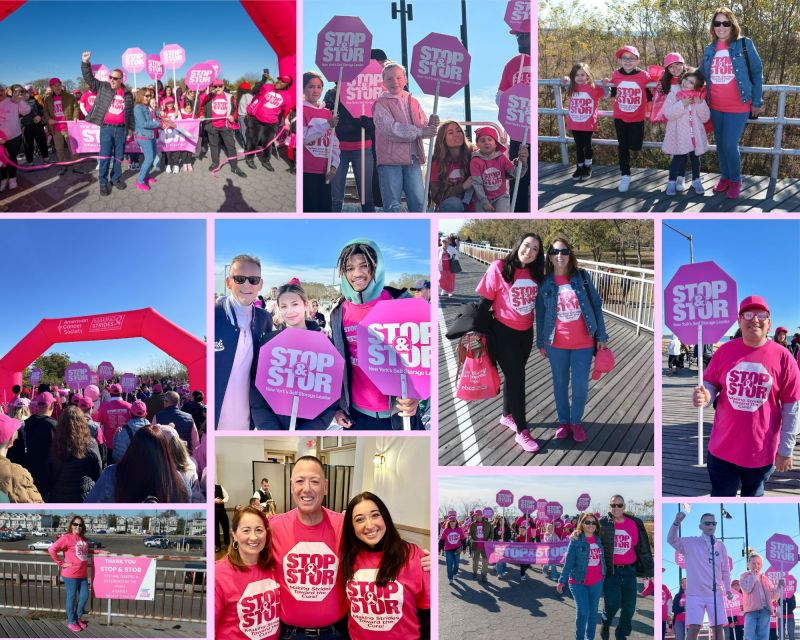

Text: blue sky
xmin=0 ymin=220 xmax=205 ymax=373
xmin=438 ymin=475 xmax=652 ymax=517
xmin=215 ymin=219 xmax=430 ymax=293
xmin=303 ymin=0 xmax=526 ymax=128
xmin=1 ymin=1 xmax=280 ymax=87
xmin=662 ymin=503 xmax=800 ymax=594
xmin=662 ymin=220 xmax=800 ymax=337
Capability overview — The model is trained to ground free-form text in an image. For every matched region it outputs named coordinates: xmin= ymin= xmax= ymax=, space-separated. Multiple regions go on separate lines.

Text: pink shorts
xmin=686 ymin=593 xmax=728 ymax=626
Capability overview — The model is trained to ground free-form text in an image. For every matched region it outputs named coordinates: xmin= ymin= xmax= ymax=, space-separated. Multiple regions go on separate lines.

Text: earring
xmin=232 ymin=541 xmax=239 ymax=550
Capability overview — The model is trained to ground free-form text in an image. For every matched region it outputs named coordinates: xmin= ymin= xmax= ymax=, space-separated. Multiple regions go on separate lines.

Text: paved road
xmin=0 ymin=152 xmax=295 ymax=213
xmin=438 ymin=555 xmax=654 ymax=640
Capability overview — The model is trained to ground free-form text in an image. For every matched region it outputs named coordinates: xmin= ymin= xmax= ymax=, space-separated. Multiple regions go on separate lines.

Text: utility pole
xmin=460 ymin=0 xmax=472 ymax=140
xmin=391 ymin=0 xmax=413 ymax=77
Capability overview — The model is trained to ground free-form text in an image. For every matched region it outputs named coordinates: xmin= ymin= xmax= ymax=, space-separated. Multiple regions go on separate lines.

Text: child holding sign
xmin=373 ymin=62 xmax=439 ymax=212
xmin=303 ymin=71 xmax=340 ymax=212
xmin=469 ymin=126 xmax=528 ymax=212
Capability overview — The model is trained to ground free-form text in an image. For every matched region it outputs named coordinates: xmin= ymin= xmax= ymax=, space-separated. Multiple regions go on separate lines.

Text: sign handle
xmin=107 ymin=598 xmax=112 ymax=626
xmin=133 ymin=71 xmax=137 ymax=93
xmin=289 ymin=396 xmax=299 ymax=431
xmin=172 ymin=63 xmax=177 ymax=103
xmin=360 ymin=104 xmax=366 ymax=206
xmin=422 ymin=80 xmax=440 ymax=212
xmin=510 ymin=125 xmax=528 ymax=212
xmin=325 ymin=67 xmax=343 ymax=181
xmin=697 ymin=324 xmax=704 ymax=466
xmin=400 ymin=373 xmax=411 ymax=431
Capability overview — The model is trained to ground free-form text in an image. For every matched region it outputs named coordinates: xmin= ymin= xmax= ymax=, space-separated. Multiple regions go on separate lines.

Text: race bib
xmin=237 ymin=578 xmax=281 ymax=640
xmin=710 ymin=50 xmax=735 ymax=85
xmin=348 ymin=568 xmax=404 ymax=632
xmin=725 ymin=362 xmax=773 ymax=412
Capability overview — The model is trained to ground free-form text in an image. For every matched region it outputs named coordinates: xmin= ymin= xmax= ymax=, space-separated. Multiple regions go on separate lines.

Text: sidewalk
xmin=0 ymin=611 xmax=205 ymax=638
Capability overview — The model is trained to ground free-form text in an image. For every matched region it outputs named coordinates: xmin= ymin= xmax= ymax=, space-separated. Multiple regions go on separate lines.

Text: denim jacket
xmin=535 ymin=269 xmax=608 ymax=349
xmin=559 ymin=533 xmax=606 ymax=585
xmin=133 ymin=104 xmax=162 ymax=140
xmin=699 ymin=37 xmax=763 ymax=109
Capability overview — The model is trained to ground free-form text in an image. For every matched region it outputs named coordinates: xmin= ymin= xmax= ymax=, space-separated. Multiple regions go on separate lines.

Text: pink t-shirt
xmin=515 ymin=525 xmax=534 ymax=543
xmin=346 ymin=545 xmax=430 ymax=640
xmin=52 ymin=95 xmax=68 ymax=132
xmin=211 ymin=94 xmax=230 ymax=129
xmin=567 ymin=84 xmax=605 ymax=132
xmin=612 ymin=517 xmax=639 ymax=565
xmin=709 ymin=41 xmax=751 ymax=113
xmin=96 ymin=398 xmax=132 ymax=448
xmin=441 ymin=527 xmax=464 ymax=551
xmin=552 ymin=275 xmax=594 ymax=349
xmin=611 ymin=69 xmax=650 ymax=122
xmin=499 ymin=54 xmax=532 ymax=91
xmin=343 ymin=289 xmax=394 ymax=413
xmin=79 ymin=92 xmax=95 ymax=119
xmin=269 ymin=508 xmax=347 ymax=628
xmin=662 ymin=585 xmax=673 ymax=619
xmin=705 ymin=339 xmax=800 ymax=467
xmin=553 ymin=519 xmax=565 ymax=539
xmin=476 ymin=261 xmax=537 ymax=331
xmin=304 ymin=103 xmax=335 ymax=175
xmin=103 ymin=89 xmax=126 ymax=125
xmin=472 ymin=521 xmax=489 ymax=551
xmin=48 ymin=533 xmax=89 ymax=579
xmin=569 ymin=535 xmax=603 ymax=585
xmin=215 ymin=559 xmax=281 ymax=640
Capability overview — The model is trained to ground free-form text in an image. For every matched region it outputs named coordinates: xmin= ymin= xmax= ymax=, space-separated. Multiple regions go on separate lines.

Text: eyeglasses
xmin=231 ymin=275 xmax=262 ymax=285
xmin=702 ymin=521 xmax=717 ymax=526
xmin=620 ymin=56 xmax=638 ymax=62
xmin=713 ymin=20 xmax=732 ymax=27
xmin=741 ymin=311 xmax=769 ymax=321
xmin=610 ymin=503 xmax=624 ymax=508
xmin=548 ymin=248 xmax=571 ymax=256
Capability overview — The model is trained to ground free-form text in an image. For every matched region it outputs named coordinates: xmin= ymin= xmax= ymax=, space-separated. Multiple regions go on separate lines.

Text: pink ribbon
xmin=210 ymin=123 xmax=290 ymax=176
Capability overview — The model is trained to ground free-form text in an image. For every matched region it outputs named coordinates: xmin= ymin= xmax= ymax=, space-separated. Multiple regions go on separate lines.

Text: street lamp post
xmin=391 ymin=1 xmax=413 ymax=75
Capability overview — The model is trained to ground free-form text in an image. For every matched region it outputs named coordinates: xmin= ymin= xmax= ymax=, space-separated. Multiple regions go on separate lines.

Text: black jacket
xmin=598 ymin=512 xmax=654 ymax=578
xmin=81 ymin=62 xmax=134 ymax=130
xmin=48 ymin=439 xmax=102 ymax=502
xmin=323 ymin=87 xmax=375 ymax=143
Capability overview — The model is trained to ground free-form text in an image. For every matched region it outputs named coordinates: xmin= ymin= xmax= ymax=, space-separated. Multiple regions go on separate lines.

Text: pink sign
xmin=29 ymin=367 xmax=42 ymax=386
xmin=411 ymin=33 xmax=471 ymax=98
xmin=785 ymin=574 xmax=798 ymax=597
xmin=255 ymin=329 xmax=345 ymax=420
xmin=675 ymin=550 xmax=685 ymax=568
xmin=535 ymin=498 xmax=548 ymax=513
xmin=315 ymin=16 xmax=373 ymax=83
xmin=576 ymin=493 xmax=591 ymax=511
xmin=545 ymin=501 xmax=563 ymax=520
xmin=485 ymin=540 xmax=569 ymax=565
xmin=97 ymin=361 xmax=114 ymax=380
xmin=91 ymin=64 xmax=109 ymax=82
xmin=356 ymin=298 xmax=432 ymax=400
xmin=159 ymin=120 xmax=201 ymax=152
xmin=340 ymin=59 xmax=383 ymax=118
xmin=766 ymin=534 xmax=799 ymax=571
xmin=518 ymin=495 xmax=535 ymax=514
xmin=725 ymin=590 xmax=743 ymax=617
xmin=67 ymin=122 xmax=140 ymax=154
xmin=89 ymin=371 xmax=99 ymax=386
xmin=64 ymin=362 xmax=91 ymax=387
xmin=185 ymin=63 xmax=215 ymax=91
xmin=122 ymin=48 xmax=146 ymax=74
xmin=92 ymin=556 xmax=156 ymax=600
xmin=499 ymin=82 xmax=531 ymax=141
xmin=496 ymin=489 xmax=514 ymax=508
xmin=765 ymin=565 xmax=796 ymax=597
xmin=145 ymin=54 xmax=164 ymax=80
xmin=120 ymin=373 xmax=137 ymax=394
xmin=160 ymin=43 xmax=186 ymax=69
xmin=206 ymin=59 xmax=221 ymax=80
xmin=504 ymin=0 xmax=532 ymax=32
xmin=483 ymin=507 xmax=494 ymax=519
xmin=664 ymin=261 xmax=738 ymax=345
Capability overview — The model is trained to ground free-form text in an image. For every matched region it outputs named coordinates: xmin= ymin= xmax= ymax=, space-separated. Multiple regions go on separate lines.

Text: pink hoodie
xmin=373 ymin=91 xmax=427 ymax=166
xmin=48 ymin=533 xmax=90 ymax=579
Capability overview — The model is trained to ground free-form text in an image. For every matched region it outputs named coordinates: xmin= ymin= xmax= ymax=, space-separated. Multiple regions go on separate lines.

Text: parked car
xmin=28 ymin=540 xmax=53 ymax=550
xmin=86 ymin=539 xmax=103 ymax=549
xmin=144 ymin=538 xmax=170 ymax=548
xmin=31 ymin=530 xmax=47 ymax=537
xmin=174 ymin=538 xmax=204 ymax=550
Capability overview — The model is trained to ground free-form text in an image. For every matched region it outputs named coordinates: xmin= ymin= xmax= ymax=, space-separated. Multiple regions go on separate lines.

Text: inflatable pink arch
xmin=0 ymin=308 xmax=206 ymax=396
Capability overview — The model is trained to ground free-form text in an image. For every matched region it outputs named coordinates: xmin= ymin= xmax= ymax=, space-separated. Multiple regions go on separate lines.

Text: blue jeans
xmin=136 ymin=138 xmax=157 ymax=184
xmin=570 ymin=580 xmax=604 ymax=640
xmin=445 ymin=548 xmax=460 ymax=580
xmin=710 ymin=110 xmax=749 ymax=182
xmin=544 ymin=564 xmax=560 ymax=580
xmin=378 ymin=160 xmax=424 ymax=212
xmin=280 ymin=623 xmax=341 ymax=640
xmin=744 ymin=607 xmax=771 ymax=640
xmin=98 ymin=125 xmax=126 ymax=186
xmin=332 ymin=147 xmax=375 ymax=212
xmin=545 ymin=346 xmax=595 ymax=425
xmin=496 ymin=560 xmax=507 ymax=576
xmin=707 ymin=451 xmax=775 ymax=497
xmin=64 ymin=577 xmax=89 ymax=625
xmin=602 ymin=565 xmax=637 ymax=639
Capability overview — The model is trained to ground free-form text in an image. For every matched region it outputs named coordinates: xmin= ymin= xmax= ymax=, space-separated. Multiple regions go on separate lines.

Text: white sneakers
xmin=691 ymin=179 xmax=705 ymax=194
xmin=618 ymin=175 xmax=631 ymax=192
xmin=676 ymin=176 xmax=688 ymax=192
xmin=8 ymin=178 xmax=17 ymax=190
xmin=0 ymin=179 xmax=6 ymax=192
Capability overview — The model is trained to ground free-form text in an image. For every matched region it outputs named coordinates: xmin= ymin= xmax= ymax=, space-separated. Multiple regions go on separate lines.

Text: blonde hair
xmin=382 ymin=61 xmax=407 ymax=80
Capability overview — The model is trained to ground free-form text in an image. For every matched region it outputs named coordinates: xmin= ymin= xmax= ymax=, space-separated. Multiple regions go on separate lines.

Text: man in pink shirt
xmin=693 ymin=295 xmax=800 ymax=496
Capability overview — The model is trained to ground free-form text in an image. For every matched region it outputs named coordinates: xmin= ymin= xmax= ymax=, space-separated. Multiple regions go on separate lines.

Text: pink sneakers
xmin=712 ymin=178 xmax=732 ymax=193
xmin=146 ymin=176 xmax=157 ymax=185
xmin=726 ymin=181 xmax=742 ymax=199
xmin=66 ymin=622 xmax=82 ymax=632
xmin=77 ymin=620 xmax=87 ymax=630
xmin=515 ymin=429 xmax=539 ymax=452
xmin=499 ymin=414 xmax=517 ymax=431
xmin=135 ymin=181 xmax=150 ymax=192
xmin=571 ymin=424 xmax=586 ymax=442
xmin=555 ymin=424 xmax=571 ymax=439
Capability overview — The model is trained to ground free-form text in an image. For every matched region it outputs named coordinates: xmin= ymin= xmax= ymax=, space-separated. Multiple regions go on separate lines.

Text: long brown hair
xmin=709 ymin=7 xmax=741 ymax=42
xmin=568 ymin=62 xmax=595 ymax=96
xmin=51 ymin=405 xmax=90 ymax=461
xmin=501 ymin=233 xmax=545 ymax=284
xmin=570 ymin=512 xmax=600 ymax=540
xmin=115 ymin=424 xmax=190 ymax=502
xmin=544 ymin=234 xmax=579 ymax=277
xmin=226 ymin=506 xmax=275 ymax=572
xmin=430 ymin=121 xmax=472 ymax=204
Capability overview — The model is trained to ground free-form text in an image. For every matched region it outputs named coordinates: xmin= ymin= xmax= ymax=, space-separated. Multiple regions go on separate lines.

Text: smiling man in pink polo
xmin=692 ymin=295 xmax=800 ymax=496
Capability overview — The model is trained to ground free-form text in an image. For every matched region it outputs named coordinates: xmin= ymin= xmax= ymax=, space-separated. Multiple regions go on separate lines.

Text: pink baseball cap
xmin=474 ymin=126 xmax=506 ymax=152
xmin=152 ymin=383 xmax=163 ymax=393
xmin=663 ymin=53 xmax=685 ymax=68
xmin=69 ymin=394 xmax=82 ymax=406
xmin=739 ymin=295 xmax=770 ymax=314
xmin=0 ymin=414 xmax=22 ymax=442
xmin=76 ymin=396 xmax=94 ymax=412
xmin=108 ymin=383 xmax=123 ymax=395
xmin=34 ymin=391 xmax=55 ymax=406
xmin=12 ymin=397 xmax=30 ymax=409
xmin=212 ymin=79 xmax=225 ymax=87
xmin=49 ymin=77 xmax=62 ymax=87
xmin=130 ymin=400 xmax=147 ymax=418
xmin=615 ymin=45 xmax=640 ymax=60
xmin=592 ymin=348 xmax=615 ymax=380
xmin=474 ymin=509 xmax=483 ymax=516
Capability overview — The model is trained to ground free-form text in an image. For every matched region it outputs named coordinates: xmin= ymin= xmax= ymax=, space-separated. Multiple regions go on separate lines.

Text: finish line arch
xmin=0 ymin=308 xmax=206 ymax=396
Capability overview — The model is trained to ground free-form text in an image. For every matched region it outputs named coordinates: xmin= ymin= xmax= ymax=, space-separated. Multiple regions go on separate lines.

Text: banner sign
xmin=485 ymin=540 xmax=569 ymax=565
xmin=67 ymin=120 xmax=200 ymax=154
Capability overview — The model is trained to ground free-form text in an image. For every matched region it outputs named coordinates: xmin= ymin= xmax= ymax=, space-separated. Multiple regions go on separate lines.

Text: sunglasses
xmin=584 ymin=521 xmax=598 ymax=525
xmin=548 ymin=248 xmax=571 ymax=256
xmin=610 ymin=503 xmax=624 ymax=508
xmin=110 ymin=76 xmax=123 ymax=81
xmin=741 ymin=311 xmax=769 ymax=321
xmin=713 ymin=20 xmax=732 ymax=27
xmin=231 ymin=275 xmax=262 ymax=285
xmin=702 ymin=521 xmax=717 ymax=526
xmin=71 ymin=522 xmax=84 ymax=528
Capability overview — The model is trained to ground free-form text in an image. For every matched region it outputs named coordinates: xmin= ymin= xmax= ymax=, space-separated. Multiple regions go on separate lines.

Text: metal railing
xmin=0 ymin=554 xmax=206 ymax=623
xmin=538 ymin=79 xmax=800 ymax=179
xmin=458 ymin=241 xmax=655 ymax=334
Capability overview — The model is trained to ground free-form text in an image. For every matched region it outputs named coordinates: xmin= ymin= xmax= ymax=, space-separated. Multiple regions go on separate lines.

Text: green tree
xmin=26 ymin=352 xmax=71 ymax=387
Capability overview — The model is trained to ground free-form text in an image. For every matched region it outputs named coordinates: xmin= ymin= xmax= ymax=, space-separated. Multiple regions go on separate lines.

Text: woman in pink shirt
xmin=438 ymin=236 xmax=458 ymax=297
xmin=48 ymin=516 xmax=93 ymax=632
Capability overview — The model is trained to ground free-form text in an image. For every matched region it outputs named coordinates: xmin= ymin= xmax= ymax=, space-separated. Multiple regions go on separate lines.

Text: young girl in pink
xmin=661 ymin=69 xmax=710 ymax=196
xmin=563 ymin=62 xmax=605 ymax=181
xmin=303 ymin=71 xmax=339 ymax=212
xmin=469 ymin=126 xmax=529 ymax=212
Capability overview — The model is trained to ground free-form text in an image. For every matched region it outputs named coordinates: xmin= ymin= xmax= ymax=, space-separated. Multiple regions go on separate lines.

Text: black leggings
xmin=1 ymin=135 xmax=23 ymax=179
xmin=23 ymin=123 xmax=49 ymax=162
xmin=303 ymin=171 xmax=332 ymax=212
xmin=247 ymin=118 xmax=280 ymax=161
xmin=669 ymin=152 xmax=700 ymax=181
xmin=492 ymin=318 xmax=533 ymax=433
xmin=214 ymin=508 xmax=230 ymax=547
xmin=613 ymin=119 xmax=644 ymax=176
xmin=572 ymin=130 xmax=594 ymax=165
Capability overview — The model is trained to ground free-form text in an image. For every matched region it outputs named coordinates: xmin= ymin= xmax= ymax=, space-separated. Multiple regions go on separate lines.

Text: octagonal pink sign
xmin=496 ymin=489 xmax=514 ymax=508
xmin=675 ymin=550 xmax=685 ymax=568
xmin=145 ymin=55 xmax=164 ymax=81
xmin=185 ymin=63 xmax=215 ymax=91
xmin=255 ymin=329 xmax=345 ymax=420
xmin=576 ymin=493 xmax=591 ymax=511
xmin=341 ymin=59 xmax=383 ymax=118
xmin=316 ymin=16 xmax=372 ymax=83
xmin=122 ymin=48 xmax=146 ymax=74
xmin=499 ymin=82 xmax=531 ymax=141
xmin=483 ymin=507 xmax=494 ymax=519
xmin=664 ymin=261 xmax=738 ymax=345
xmin=97 ymin=361 xmax=114 ymax=380
xmin=89 ymin=371 xmax=99 ymax=386
xmin=545 ymin=501 xmax=563 ymax=520
xmin=160 ymin=44 xmax=186 ymax=69
xmin=518 ymin=495 xmax=535 ymax=514
xmin=120 ymin=373 xmax=137 ymax=394
xmin=411 ymin=33 xmax=471 ymax=98
xmin=29 ymin=367 xmax=42 ymax=386
xmin=535 ymin=498 xmax=548 ymax=513
xmin=504 ymin=0 xmax=532 ymax=32
xmin=766 ymin=533 xmax=799 ymax=570
xmin=64 ymin=362 xmax=91 ymax=387
xmin=91 ymin=64 xmax=109 ymax=82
